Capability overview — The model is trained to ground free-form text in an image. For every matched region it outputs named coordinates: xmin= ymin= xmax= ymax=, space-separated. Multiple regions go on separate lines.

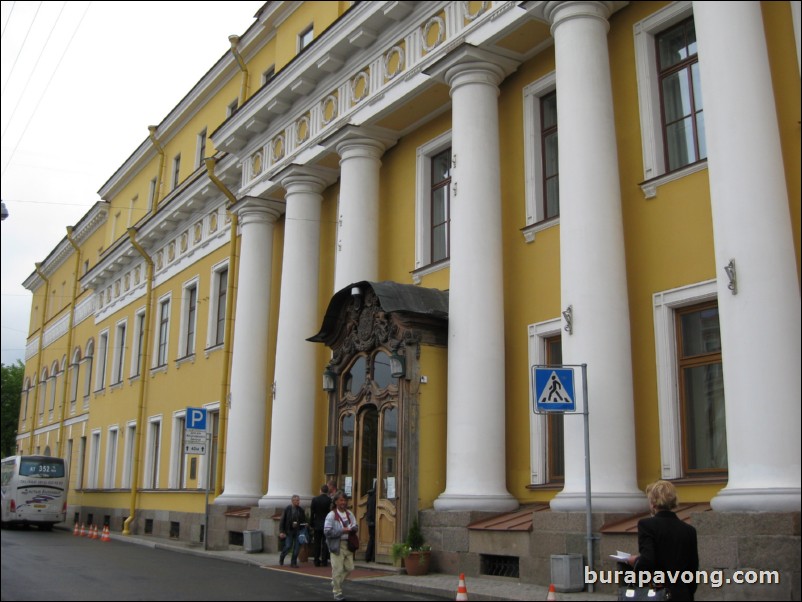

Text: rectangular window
xmin=199 ymin=409 xmax=219 ymax=490
xmin=38 ymin=372 xmax=47 ymax=415
xmin=82 ymin=351 xmax=93 ymax=399
xmin=47 ymin=370 xmax=57 ymax=412
xmin=226 ymin=98 xmax=238 ymax=118
xmin=104 ymin=428 xmax=118 ymax=488
xmin=430 ymin=149 xmax=451 ymax=264
xmin=131 ymin=310 xmax=146 ymax=377
xmin=96 ymin=331 xmax=109 ymax=391
xmin=112 ymin=321 xmax=127 ymax=385
xmin=76 ymin=436 xmax=86 ymax=489
xmin=676 ymin=302 xmax=726 ymax=474
xmin=540 ymin=91 xmax=559 ymax=221
xmin=122 ymin=422 xmax=136 ymax=489
xmin=196 ymin=128 xmax=207 ymax=169
xmin=170 ymin=414 xmax=187 ymax=489
xmin=88 ymin=430 xmax=101 ymax=488
xmin=156 ymin=298 xmax=170 ymax=367
xmin=213 ymin=268 xmax=228 ymax=347
xmin=172 ymin=154 xmax=181 ymax=189
xmin=299 ymin=25 xmax=314 ymax=50
xmin=262 ymin=66 xmax=275 ymax=86
xmin=146 ymin=419 xmax=162 ymax=489
xmin=657 ymin=17 xmax=706 ymax=172
xmin=545 ymin=336 xmax=564 ymax=483
xmin=181 ymin=283 xmax=198 ymax=358
xmin=148 ymin=177 xmax=157 ymax=212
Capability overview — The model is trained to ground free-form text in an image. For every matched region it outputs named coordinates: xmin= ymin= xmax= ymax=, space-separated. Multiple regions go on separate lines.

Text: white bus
xmin=1 ymin=455 xmax=67 ymax=530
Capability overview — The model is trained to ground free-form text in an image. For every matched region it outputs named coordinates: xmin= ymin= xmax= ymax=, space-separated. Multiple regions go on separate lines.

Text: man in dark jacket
xmin=310 ymin=484 xmax=332 ymax=566
xmin=279 ymin=494 xmax=306 ymax=568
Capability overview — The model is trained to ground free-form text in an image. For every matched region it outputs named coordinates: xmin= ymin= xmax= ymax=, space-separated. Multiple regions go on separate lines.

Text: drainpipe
xmin=229 ymin=35 xmax=250 ymax=107
xmin=56 ymin=227 xmax=82 ymax=457
xmin=29 ymin=263 xmax=50 ymax=451
xmin=204 ymin=157 xmax=239 ymax=497
xmin=148 ymin=126 xmax=165 ymax=216
xmin=122 ymin=227 xmax=155 ymax=535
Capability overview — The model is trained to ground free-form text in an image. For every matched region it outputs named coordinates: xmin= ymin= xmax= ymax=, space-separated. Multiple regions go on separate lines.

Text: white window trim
xmin=122 ymin=421 xmax=136 ymax=489
xmin=69 ymin=349 xmax=81 ymax=405
xmin=198 ymin=402 xmax=219 ymax=490
xmin=112 ymin=318 xmax=127 ymax=385
xmin=130 ymin=307 xmax=146 ymax=377
xmin=169 ymin=411 xmax=187 ymax=489
xmin=144 ymin=416 xmax=162 ymax=489
xmin=527 ymin=317 xmax=561 ymax=485
xmin=522 ymin=71 xmax=558 ymax=243
xmin=634 ymin=1 xmax=707 ymax=199
xmin=413 ymin=130 xmax=452 ymax=283
xmin=153 ymin=293 xmax=172 ymax=368
xmin=172 ymin=154 xmax=181 ymax=189
xmin=88 ymin=429 xmax=102 ymax=489
xmin=82 ymin=340 xmax=94 ymax=400
xmin=298 ymin=24 xmax=314 ymax=52
xmin=653 ymin=279 xmax=717 ymax=479
xmin=96 ymin=329 xmax=109 ymax=391
xmin=179 ymin=278 xmax=200 ymax=359
xmin=226 ymin=98 xmax=238 ymax=118
xmin=195 ymin=128 xmax=207 ymax=170
xmin=207 ymin=262 xmax=229 ymax=349
xmin=104 ymin=426 xmax=119 ymax=488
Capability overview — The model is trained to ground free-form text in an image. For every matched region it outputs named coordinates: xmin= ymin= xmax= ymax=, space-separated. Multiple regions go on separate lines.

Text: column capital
xmin=230 ymin=196 xmax=285 ymax=225
xmin=327 ymin=125 xmax=397 ymax=160
xmin=543 ymin=1 xmax=619 ymax=34
xmin=277 ymin=165 xmax=338 ymax=195
xmin=425 ymin=45 xmax=518 ymax=90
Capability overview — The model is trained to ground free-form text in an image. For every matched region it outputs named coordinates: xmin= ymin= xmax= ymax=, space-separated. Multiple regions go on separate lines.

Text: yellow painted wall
xmin=274 ymin=1 xmax=343 ymax=70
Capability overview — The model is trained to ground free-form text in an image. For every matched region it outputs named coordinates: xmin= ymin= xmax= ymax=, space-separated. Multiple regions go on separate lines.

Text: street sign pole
xmin=204 ymin=431 xmax=211 ymax=551
xmin=532 ymin=363 xmax=594 ymax=592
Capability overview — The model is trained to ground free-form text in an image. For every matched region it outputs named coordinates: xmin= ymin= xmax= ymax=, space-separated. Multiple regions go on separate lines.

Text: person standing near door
xmin=325 ymin=491 xmax=358 ymax=601
xmin=279 ymin=494 xmax=306 ymax=568
xmin=311 ymin=483 xmax=332 ymax=566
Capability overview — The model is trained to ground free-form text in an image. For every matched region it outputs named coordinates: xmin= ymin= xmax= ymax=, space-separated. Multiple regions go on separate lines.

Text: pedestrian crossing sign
xmin=533 ymin=367 xmax=576 ymax=413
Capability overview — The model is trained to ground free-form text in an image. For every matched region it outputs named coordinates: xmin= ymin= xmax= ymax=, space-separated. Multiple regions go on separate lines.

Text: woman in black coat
xmin=627 ymin=480 xmax=699 ymax=601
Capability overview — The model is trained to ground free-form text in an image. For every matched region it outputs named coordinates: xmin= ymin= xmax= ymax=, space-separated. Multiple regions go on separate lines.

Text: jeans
xmin=280 ymin=532 xmax=300 ymax=565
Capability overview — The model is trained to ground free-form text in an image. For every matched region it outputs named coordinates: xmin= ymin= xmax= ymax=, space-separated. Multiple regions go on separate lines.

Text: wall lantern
xmin=390 ymin=350 xmax=406 ymax=379
xmin=322 ymin=367 xmax=336 ymax=392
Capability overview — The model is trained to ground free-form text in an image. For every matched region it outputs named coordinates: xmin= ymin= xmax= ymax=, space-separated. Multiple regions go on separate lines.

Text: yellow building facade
xmin=18 ymin=1 xmax=800 ymax=596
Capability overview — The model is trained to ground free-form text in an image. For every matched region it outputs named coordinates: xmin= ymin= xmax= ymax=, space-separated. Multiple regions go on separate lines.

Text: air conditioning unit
xmin=243 ymin=530 xmax=263 ymax=553
xmin=550 ymin=554 xmax=584 ymax=592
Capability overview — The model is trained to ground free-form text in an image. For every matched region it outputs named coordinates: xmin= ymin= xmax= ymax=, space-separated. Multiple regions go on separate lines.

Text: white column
xmin=260 ymin=169 xmax=327 ymax=508
xmin=334 ymin=135 xmax=386 ymax=291
xmin=214 ymin=197 xmax=283 ymax=506
xmin=433 ymin=52 xmax=517 ymax=512
xmin=694 ymin=1 xmax=801 ymax=512
xmin=546 ymin=1 xmax=645 ymax=512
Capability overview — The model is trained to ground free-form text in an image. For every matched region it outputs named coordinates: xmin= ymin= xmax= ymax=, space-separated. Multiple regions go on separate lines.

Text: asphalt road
xmin=0 ymin=527 xmax=448 ymax=601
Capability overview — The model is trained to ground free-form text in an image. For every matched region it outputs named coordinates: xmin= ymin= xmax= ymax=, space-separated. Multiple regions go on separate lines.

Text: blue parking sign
xmin=186 ymin=407 xmax=207 ymax=430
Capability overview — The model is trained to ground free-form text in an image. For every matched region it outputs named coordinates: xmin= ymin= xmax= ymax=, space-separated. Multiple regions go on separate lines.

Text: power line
xmin=1 ymin=1 xmax=92 ymax=178
xmin=0 ymin=1 xmax=43 ymax=98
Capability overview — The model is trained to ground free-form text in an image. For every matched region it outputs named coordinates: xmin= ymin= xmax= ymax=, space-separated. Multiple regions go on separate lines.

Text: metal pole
xmin=204 ymin=431 xmax=211 ymax=551
xmin=582 ymin=363 xmax=593 ymax=593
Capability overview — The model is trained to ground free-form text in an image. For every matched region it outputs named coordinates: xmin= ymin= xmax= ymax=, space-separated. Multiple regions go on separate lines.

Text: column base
xmin=711 ymin=487 xmax=801 ymax=512
xmin=549 ymin=490 xmax=648 ymax=513
xmin=213 ymin=491 xmax=262 ymax=506
xmin=433 ymin=492 xmax=519 ymax=512
xmin=258 ymin=493 xmax=313 ymax=509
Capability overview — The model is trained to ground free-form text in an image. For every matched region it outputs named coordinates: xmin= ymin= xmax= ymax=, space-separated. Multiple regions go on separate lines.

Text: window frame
xmin=112 ymin=319 xmax=127 ymax=385
xmin=96 ymin=329 xmax=109 ymax=391
xmin=522 ymin=72 xmax=558 ymax=242
xmin=208 ymin=264 xmax=229 ymax=349
xmin=144 ymin=416 xmax=162 ymax=489
xmin=634 ymin=1 xmax=707 ymax=198
xmin=413 ymin=131 xmax=452 ymax=283
xmin=652 ymin=279 xmax=721 ymax=479
xmin=122 ymin=421 xmax=136 ymax=489
xmin=104 ymin=426 xmax=119 ymax=489
xmin=154 ymin=295 xmax=171 ymax=368
xmin=172 ymin=153 xmax=181 ymax=189
xmin=195 ymin=128 xmax=207 ymax=170
xmin=130 ymin=308 xmax=146 ymax=378
xmin=169 ymin=411 xmax=187 ymax=489
xmin=298 ymin=24 xmax=314 ymax=51
xmin=179 ymin=279 xmax=199 ymax=359
xmin=527 ymin=317 xmax=563 ymax=486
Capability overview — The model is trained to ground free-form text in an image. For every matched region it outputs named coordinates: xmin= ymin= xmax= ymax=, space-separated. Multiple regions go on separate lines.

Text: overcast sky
xmin=0 ymin=1 xmax=265 ymax=366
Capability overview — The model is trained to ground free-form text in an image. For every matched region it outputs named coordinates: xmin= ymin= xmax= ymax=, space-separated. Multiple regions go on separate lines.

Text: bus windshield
xmin=19 ymin=458 xmax=65 ymax=478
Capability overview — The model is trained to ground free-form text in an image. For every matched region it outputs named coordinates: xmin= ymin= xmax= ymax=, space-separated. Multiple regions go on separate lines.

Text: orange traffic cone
xmin=80 ymin=523 xmax=87 ymax=537
xmin=101 ymin=525 xmax=111 ymax=542
xmin=91 ymin=524 xmax=98 ymax=539
xmin=73 ymin=522 xmax=79 ymax=536
xmin=546 ymin=584 xmax=557 ymax=601
xmin=456 ymin=573 xmax=468 ymax=601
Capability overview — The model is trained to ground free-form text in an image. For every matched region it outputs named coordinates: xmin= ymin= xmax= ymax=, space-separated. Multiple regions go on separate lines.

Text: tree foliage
xmin=1 ymin=361 xmax=25 ymax=457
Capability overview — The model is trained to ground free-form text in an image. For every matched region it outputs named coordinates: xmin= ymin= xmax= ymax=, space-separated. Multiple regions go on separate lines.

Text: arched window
xmin=39 ymin=368 xmax=49 ymax=415
xmin=69 ymin=348 xmax=82 ymax=404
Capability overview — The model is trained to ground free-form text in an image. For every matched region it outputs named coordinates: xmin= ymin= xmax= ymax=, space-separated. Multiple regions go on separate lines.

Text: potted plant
xmin=390 ymin=520 xmax=431 ymax=576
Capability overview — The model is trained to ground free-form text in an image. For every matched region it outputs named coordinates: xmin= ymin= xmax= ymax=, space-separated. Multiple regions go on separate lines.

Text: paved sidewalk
xmin=85 ymin=528 xmax=616 ymax=601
